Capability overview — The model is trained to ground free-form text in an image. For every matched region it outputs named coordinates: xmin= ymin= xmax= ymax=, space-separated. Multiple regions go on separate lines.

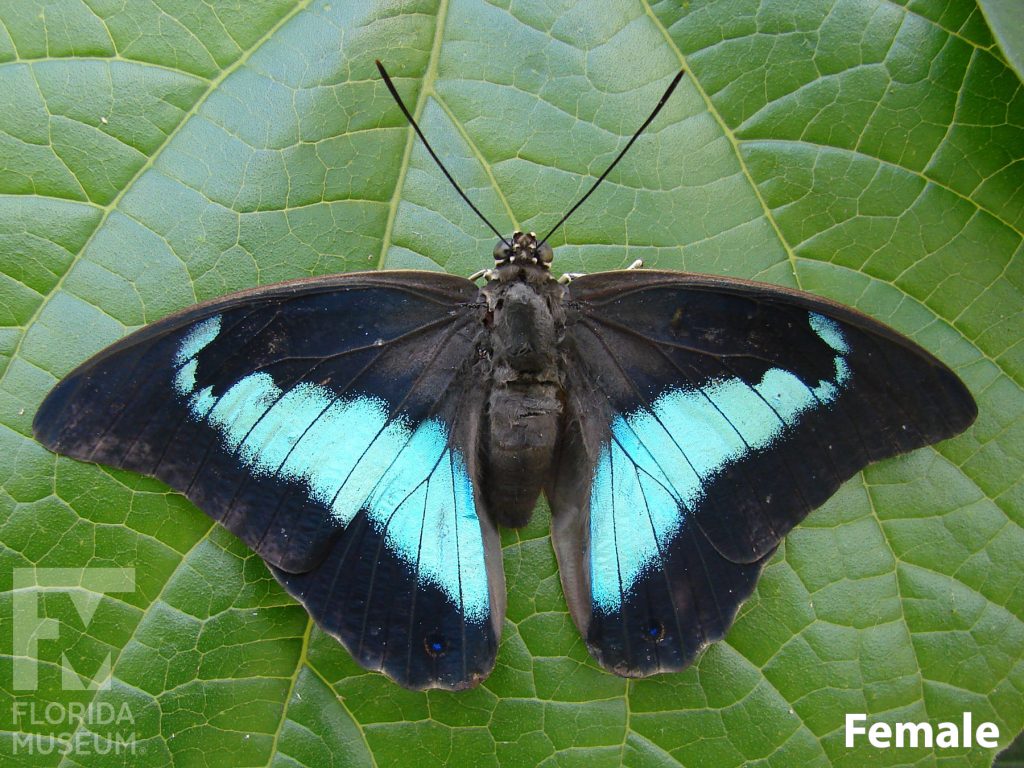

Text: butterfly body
xmin=479 ymin=258 xmax=567 ymax=527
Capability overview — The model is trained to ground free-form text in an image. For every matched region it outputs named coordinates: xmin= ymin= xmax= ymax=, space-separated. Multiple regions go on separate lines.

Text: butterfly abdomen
xmin=481 ymin=271 xmax=566 ymax=528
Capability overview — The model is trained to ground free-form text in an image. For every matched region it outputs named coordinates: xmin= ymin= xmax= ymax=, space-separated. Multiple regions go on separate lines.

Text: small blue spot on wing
xmin=173 ymin=315 xmax=221 ymax=396
xmin=809 ymin=312 xmax=850 ymax=354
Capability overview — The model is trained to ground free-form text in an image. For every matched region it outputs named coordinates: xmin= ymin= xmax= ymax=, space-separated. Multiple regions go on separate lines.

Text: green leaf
xmin=977 ymin=0 xmax=1024 ymax=82
xmin=1 ymin=1 xmax=1021 ymax=766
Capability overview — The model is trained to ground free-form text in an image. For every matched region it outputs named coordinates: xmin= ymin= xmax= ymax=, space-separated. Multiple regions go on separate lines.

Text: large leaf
xmin=1 ymin=1 xmax=1021 ymax=765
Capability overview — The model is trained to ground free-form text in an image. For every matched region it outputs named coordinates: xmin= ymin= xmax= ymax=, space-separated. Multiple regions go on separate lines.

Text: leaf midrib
xmin=376 ymin=0 xmax=452 ymax=271
xmin=640 ymin=0 xmax=804 ymax=290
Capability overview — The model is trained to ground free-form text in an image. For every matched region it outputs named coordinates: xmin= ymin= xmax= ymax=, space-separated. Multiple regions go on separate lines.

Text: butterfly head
xmin=493 ymin=231 xmax=553 ymax=270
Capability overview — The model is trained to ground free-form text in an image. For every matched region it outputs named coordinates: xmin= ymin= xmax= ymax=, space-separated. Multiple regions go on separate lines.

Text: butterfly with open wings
xmin=33 ymin=64 xmax=977 ymax=690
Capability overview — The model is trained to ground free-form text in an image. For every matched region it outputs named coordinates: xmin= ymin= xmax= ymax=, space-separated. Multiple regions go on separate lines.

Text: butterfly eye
xmin=493 ymin=241 xmax=511 ymax=263
xmin=537 ymin=242 xmax=554 ymax=265
xmin=424 ymin=635 xmax=447 ymax=658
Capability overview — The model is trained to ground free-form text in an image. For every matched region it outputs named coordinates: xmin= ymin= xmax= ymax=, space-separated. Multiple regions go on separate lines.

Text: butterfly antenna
xmin=376 ymin=60 xmax=510 ymax=246
xmin=539 ymin=69 xmax=686 ymax=247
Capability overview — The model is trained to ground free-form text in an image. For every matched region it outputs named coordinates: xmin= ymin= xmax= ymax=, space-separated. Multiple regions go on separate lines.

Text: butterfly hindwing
xmin=33 ymin=272 xmax=504 ymax=690
xmin=549 ymin=401 xmax=772 ymax=675
xmin=551 ymin=271 xmax=976 ymax=675
xmin=272 ymin=380 xmax=504 ymax=689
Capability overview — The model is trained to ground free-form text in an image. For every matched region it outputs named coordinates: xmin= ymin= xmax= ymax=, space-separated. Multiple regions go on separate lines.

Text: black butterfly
xmin=33 ymin=64 xmax=977 ymax=690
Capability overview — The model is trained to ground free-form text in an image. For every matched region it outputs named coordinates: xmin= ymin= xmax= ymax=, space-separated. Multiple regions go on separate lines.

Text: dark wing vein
xmin=580 ymin=309 xmax=794 ymax=365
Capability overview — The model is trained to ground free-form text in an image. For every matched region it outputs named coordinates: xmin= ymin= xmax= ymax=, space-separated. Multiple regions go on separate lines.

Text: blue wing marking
xmin=590 ymin=311 xmax=852 ymax=614
xmin=173 ymin=316 xmax=221 ymax=396
xmin=170 ymin=315 xmax=489 ymax=623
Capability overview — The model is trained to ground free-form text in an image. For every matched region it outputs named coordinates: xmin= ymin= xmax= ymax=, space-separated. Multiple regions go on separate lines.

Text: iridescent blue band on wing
xmin=589 ymin=311 xmax=851 ymax=614
xmin=172 ymin=316 xmax=489 ymax=623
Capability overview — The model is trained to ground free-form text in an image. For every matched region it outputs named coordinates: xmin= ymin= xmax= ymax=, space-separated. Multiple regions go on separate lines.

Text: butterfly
xmin=32 ymin=63 xmax=977 ymax=690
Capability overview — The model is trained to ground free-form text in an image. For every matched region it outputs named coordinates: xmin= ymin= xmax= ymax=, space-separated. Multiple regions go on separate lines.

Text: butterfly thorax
xmin=479 ymin=261 xmax=566 ymax=528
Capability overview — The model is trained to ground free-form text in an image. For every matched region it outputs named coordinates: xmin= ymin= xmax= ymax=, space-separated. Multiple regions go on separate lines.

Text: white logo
xmin=12 ymin=568 xmax=135 ymax=690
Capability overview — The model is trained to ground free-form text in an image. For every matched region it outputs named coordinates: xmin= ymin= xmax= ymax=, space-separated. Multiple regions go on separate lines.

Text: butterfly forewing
xmin=33 ymin=271 xmax=504 ymax=690
xmin=551 ymin=271 xmax=976 ymax=676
